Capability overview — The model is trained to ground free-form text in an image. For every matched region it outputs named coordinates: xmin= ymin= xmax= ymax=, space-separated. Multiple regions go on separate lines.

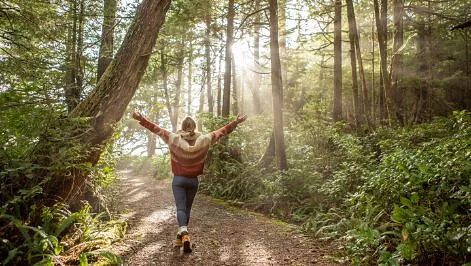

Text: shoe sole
xmin=182 ymin=236 xmax=192 ymax=253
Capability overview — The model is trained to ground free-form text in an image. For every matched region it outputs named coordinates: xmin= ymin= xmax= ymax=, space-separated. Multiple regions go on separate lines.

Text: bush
xmin=200 ymin=110 xmax=471 ymax=264
xmin=346 ymin=111 xmax=471 ymax=264
xmin=0 ymin=106 xmax=125 ymax=265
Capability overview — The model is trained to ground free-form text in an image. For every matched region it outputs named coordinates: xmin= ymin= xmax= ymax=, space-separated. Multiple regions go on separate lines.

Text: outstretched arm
xmin=211 ymin=114 xmax=248 ymax=143
xmin=132 ymin=112 xmax=171 ymax=143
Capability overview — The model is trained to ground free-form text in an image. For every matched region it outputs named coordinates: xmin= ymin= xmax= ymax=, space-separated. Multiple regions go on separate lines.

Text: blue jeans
xmin=172 ymin=175 xmax=199 ymax=226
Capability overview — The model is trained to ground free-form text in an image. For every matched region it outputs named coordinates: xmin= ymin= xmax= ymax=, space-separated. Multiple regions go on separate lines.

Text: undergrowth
xmin=199 ymin=111 xmax=471 ymax=265
xmin=0 ymin=107 xmax=125 ymax=265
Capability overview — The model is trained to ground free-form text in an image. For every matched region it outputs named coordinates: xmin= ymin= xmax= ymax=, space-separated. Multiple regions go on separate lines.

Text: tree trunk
xmin=97 ymin=0 xmax=117 ymax=81
xmin=161 ymin=48 xmax=174 ymax=131
xmin=217 ymin=47 xmax=223 ymax=116
xmin=371 ymin=17 xmax=376 ymax=122
xmin=187 ymin=41 xmax=193 ymax=116
xmin=58 ymin=0 xmax=171 ymax=203
xmin=147 ymin=132 xmax=156 ymax=157
xmin=232 ymin=58 xmax=239 ymax=114
xmin=76 ymin=0 xmax=84 ymax=97
xmin=269 ymin=0 xmax=288 ymax=171
xmin=351 ymin=3 xmax=369 ymax=122
xmin=65 ymin=0 xmax=85 ymax=113
xmin=251 ymin=0 xmax=262 ymax=114
xmin=346 ymin=0 xmax=361 ymax=125
xmin=318 ymin=54 xmax=326 ymax=114
xmin=259 ymin=131 xmax=275 ymax=168
xmin=173 ymin=53 xmax=184 ymax=131
xmin=392 ymin=0 xmax=404 ymax=124
xmin=198 ymin=72 xmax=206 ymax=131
xmin=147 ymin=108 xmax=158 ymax=158
xmin=71 ymin=0 xmax=171 ymax=152
xmin=465 ymin=31 xmax=470 ymax=107
xmin=379 ymin=67 xmax=385 ymax=122
xmin=374 ymin=0 xmax=393 ymax=123
xmin=279 ymin=0 xmax=288 ymax=90
xmin=148 ymin=91 xmax=160 ymax=157
xmin=222 ymin=0 xmax=235 ymax=117
xmin=333 ymin=0 xmax=342 ymax=122
xmin=205 ymin=12 xmax=214 ymax=114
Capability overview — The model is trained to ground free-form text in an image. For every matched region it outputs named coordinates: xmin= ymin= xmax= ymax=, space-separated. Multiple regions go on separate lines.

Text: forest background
xmin=0 ymin=0 xmax=470 ymax=265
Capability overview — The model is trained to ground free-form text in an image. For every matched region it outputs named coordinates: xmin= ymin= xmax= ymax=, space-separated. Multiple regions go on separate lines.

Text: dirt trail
xmin=109 ymin=170 xmax=342 ymax=265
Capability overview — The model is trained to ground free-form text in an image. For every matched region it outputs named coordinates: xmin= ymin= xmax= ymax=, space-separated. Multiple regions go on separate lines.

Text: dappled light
xmin=109 ymin=170 xmax=338 ymax=265
xmin=1 ymin=0 xmax=470 ymax=264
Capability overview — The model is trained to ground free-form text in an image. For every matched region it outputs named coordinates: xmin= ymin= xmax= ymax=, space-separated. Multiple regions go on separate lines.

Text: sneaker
xmin=182 ymin=234 xmax=192 ymax=253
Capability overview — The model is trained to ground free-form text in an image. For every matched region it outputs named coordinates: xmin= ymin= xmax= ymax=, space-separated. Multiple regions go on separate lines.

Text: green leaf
xmin=410 ymin=192 xmax=419 ymax=204
xmin=396 ymin=242 xmax=416 ymax=261
xmin=391 ymin=205 xmax=407 ymax=224
xmin=400 ymin=197 xmax=412 ymax=208
xmin=32 ymin=257 xmax=53 ymax=266
xmin=83 ymin=250 xmax=122 ymax=265
xmin=3 ymin=248 xmax=18 ymax=265
xmin=54 ymin=215 xmax=76 ymax=236
xmin=79 ymin=253 xmax=89 ymax=266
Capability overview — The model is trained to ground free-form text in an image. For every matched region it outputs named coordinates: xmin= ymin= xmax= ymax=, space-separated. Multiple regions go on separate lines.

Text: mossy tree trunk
xmin=56 ymin=0 xmax=172 ymax=203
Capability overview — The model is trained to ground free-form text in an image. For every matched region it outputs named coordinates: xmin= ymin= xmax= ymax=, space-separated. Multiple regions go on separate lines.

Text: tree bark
xmin=279 ymin=0 xmax=288 ymax=89
xmin=217 ymin=47 xmax=223 ymax=116
xmin=346 ymin=0 xmax=361 ymax=125
xmin=222 ymin=0 xmax=235 ymax=117
xmin=198 ymin=72 xmax=206 ymax=131
xmin=374 ymin=0 xmax=393 ymax=122
xmin=161 ymin=48 xmax=174 ymax=131
xmin=232 ymin=58 xmax=239 ymax=114
xmin=392 ymin=0 xmax=404 ymax=124
xmin=97 ymin=0 xmax=117 ymax=82
xmin=76 ymin=0 xmax=84 ymax=97
xmin=205 ymin=12 xmax=214 ymax=114
xmin=65 ymin=0 xmax=85 ymax=113
xmin=173 ymin=52 xmax=184 ymax=131
xmin=51 ymin=0 xmax=172 ymax=204
xmin=251 ymin=0 xmax=262 ymax=114
xmin=187 ymin=41 xmax=193 ymax=116
xmin=269 ymin=0 xmax=288 ymax=171
xmin=351 ymin=3 xmax=369 ymax=122
xmin=70 ymin=0 xmax=171 ymax=159
xmin=259 ymin=131 xmax=275 ymax=168
xmin=333 ymin=0 xmax=342 ymax=122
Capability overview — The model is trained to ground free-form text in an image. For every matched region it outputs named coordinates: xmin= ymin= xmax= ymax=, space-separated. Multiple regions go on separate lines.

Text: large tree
xmin=59 ymin=0 xmax=172 ymax=202
xmin=222 ymin=0 xmax=235 ymax=117
xmin=346 ymin=0 xmax=361 ymax=125
xmin=333 ymin=0 xmax=342 ymax=122
xmin=374 ymin=0 xmax=392 ymax=122
xmin=269 ymin=0 xmax=287 ymax=170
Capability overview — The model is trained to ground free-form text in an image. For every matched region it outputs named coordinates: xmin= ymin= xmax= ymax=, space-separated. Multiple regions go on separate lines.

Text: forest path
xmin=109 ymin=170 xmax=342 ymax=265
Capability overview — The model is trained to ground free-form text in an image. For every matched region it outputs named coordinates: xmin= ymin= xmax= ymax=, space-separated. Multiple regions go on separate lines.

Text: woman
xmin=132 ymin=112 xmax=247 ymax=252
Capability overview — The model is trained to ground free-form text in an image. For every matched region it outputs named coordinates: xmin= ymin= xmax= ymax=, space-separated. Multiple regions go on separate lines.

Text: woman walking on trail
xmin=132 ymin=112 xmax=248 ymax=252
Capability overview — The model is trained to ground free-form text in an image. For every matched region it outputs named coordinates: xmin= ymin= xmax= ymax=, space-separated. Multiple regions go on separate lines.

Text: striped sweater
xmin=138 ymin=117 xmax=239 ymax=177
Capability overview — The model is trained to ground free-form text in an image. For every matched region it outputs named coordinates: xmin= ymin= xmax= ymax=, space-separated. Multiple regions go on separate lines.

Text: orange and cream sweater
xmin=138 ymin=117 xmax=239 ymax=177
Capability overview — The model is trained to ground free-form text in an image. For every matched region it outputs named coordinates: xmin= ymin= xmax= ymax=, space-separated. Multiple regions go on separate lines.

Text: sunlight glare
xmin=231 ymin=40 xmax=251 ymax=69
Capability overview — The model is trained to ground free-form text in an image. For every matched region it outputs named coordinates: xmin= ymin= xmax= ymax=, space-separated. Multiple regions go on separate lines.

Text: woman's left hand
xmin=132 ymin=111 xmax=143 ymax=121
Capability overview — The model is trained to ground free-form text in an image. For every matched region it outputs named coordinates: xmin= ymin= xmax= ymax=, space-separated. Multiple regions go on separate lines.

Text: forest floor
xmin=107 ymin=170 xmax=344 ymax=265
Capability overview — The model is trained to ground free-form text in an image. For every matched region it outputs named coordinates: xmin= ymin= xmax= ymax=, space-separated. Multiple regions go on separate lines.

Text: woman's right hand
xmin=235 ymin=114 xmax=248 ymax=124
xmin=132 ymin=111 xmax=143 ymax=121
